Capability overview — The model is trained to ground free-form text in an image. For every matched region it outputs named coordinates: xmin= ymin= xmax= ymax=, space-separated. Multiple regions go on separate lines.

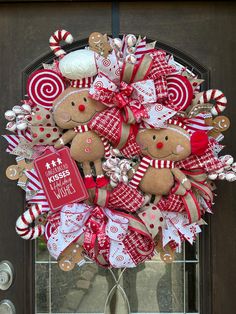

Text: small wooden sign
xmin=34 ymin=147 xmax=88 ymax=212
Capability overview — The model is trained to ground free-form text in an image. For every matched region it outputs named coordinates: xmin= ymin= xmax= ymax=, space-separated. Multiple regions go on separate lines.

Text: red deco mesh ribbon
xmin=123 ymin=229 xmax=155 ymax=264
xmin=88 ymin=107 xmax=141 ymax=158
xmin=47 ymin=205 xmax=155 ymax=267
xmin=147 ymin=50 xmax=176 ymax=100
xmin=176 ymin=145 xmax=223 ymax=173
xmin=157 ymin=169 xmax=213 ymax=223
xmin=83 ymin=206 xmax=110 ymax=266
xmin=95 ymin=182 xmax=144 ymax=213
xmin=108 ymin=182 xmax=144 ymax=212
xmin=158 ymin=194 xmax=185 ymax=213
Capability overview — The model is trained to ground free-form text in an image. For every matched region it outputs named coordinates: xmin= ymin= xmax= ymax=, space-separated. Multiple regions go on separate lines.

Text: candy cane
xmin=15 ymin=204 xmax=44 ymax=240
xmin=198 ymin=89 xmax=227 ymax=116
xmin=49 ymin=29 xmax=73 ymax=57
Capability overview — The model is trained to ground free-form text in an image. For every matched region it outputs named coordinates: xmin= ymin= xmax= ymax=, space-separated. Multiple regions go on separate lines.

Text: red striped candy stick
xmin=15 ymin=204 xmax=44 ymax=240
xmin=49 ymin=29 xmax=73 ymax=57
xmin=198 ymin=89 xmax=227 ymax=116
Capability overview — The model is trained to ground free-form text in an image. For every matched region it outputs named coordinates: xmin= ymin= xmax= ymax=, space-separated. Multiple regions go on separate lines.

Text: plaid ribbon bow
xmin=90 ymin=53 xmax=157 ymax=123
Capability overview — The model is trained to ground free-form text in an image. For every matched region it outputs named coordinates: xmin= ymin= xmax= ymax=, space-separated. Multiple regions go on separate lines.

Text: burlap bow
xmin=46 ymin=203 xmax=155 ymax=267
xmin=28 ymin=106 xmax=61 ymax=145
xmin=47 ymin=203 xmax=92 ymax=259
xmin=90 ymin=53 xmax=157 ymax=124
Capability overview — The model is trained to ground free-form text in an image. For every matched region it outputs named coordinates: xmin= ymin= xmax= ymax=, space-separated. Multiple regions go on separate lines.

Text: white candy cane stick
xmin=198 ymin=89 xmax=227 ymax=116
xmin=15 ymin=204 xmax=44 ymax=240
xmin=49 ymin=29 xmax=73 ymax=57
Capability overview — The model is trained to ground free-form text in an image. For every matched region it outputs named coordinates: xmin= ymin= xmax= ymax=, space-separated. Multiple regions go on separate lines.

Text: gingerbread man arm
xmin=54 ymin=129 xmax=76 ymax=149
xmin=127 ymin=163 xmax=139 ymax=180
xmin=171 ymin=168 xmax=191 ymax=190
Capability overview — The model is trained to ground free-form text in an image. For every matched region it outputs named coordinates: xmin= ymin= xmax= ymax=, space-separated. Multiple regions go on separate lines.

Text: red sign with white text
xmin=34 ymin=147 xmax=88 ymax=212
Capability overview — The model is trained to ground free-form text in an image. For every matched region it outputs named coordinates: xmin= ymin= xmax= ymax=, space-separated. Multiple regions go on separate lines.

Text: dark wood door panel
xmin=0 ymin=2 xmax=112 ymax=313
xmin=0 ymin=2 xmax=236 ymax=314
xmin=120 ymin=2 xmax=236 ymax=314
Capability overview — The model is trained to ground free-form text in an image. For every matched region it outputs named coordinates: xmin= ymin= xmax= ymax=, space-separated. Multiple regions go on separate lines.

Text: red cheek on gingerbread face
xmin=175 ymin=144 xmax=184 ymax=154
xmin=56 ymin=111 xmax=71 ymax=122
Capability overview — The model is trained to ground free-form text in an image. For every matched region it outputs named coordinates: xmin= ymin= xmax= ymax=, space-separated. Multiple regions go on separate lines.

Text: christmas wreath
xmin=3 ymin=30 xmax=235 ymax=271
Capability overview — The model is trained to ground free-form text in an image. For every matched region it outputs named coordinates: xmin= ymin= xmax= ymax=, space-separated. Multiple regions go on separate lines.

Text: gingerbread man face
xmin=53 ymin=88 xmax=106 ymax=129
xmin=137 ymin=125 xmax=191 ymax=161
xmin=6 ymin=165 xmax=20 ymax=180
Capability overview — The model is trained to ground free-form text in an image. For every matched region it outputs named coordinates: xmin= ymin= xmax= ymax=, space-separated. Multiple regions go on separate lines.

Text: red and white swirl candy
xmin=27 ymin=69 xmax=65 ymax=109
xmin=15 ymin=204 xmax=44 ymax=240
xmin=198 ymin=89 xmax=227 ymax=116
xmin=167 ymin=74 xmax=193 ymax=111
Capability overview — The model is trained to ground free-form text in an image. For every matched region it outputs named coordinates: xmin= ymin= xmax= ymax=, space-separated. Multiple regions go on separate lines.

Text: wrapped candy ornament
xmin=2 ymin=29 xmax=235 ymax=275
xmin=208 ymin=155 xmax=236 ymax=182
xmin=5 ymin=104 xmax=32 ymax=131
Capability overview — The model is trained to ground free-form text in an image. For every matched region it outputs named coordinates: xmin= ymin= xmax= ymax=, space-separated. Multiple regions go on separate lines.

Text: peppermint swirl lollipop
xmin=167 ymin=74 xmax=193 ymax=111
xmin=27 ymin=70 xmax=65 ymax=109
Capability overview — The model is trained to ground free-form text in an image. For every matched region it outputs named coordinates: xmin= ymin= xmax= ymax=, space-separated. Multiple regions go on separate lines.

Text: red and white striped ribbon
xmin=28 ymin=191 xmax=50 ymax=212
xmin=74 ymin=125 xmax=90 ymax=133
xmin=49 ymin=29 xmax=73 ymax=57
xmin=26 ymin=169 xmax=50 ymax=211
xmin=101 ymin=137 xmax=111 ymax=158
xmin=17 ymin=129 xmax=32 ymax=142
xmin=134 ymin=37 xmax=155 ymax=61
xmin=15 ymin=204 xmax=44 ymax=240
xmin=167 ymin=118 xmax=190 ymax=133
xmin=2 ymin=134 xmax=20 ymax=153
xmin=185 ymin=113 xmax=213 ymax=134
xmin=150 ymin=159 xmax=175 ymax=169
xmin=129 ymin=156 xmax=152 ymax=189
xmin=198 ymin=89 xmax=227 ymax=116
xmin=130 ymin=157 xmax=176 ymax=189
xmin=70 ymin=77 xmax=94 ymax=88
xmin=25 ymin=169 xmax=42 ymax=191
xmin=121 ymin=35 xmax=127 ymax=55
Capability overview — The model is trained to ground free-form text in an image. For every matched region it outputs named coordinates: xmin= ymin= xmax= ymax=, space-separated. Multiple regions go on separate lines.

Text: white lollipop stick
xmin=49 ymin=29 xmax=73 ymax=57
xmin=15 ymin=204 xmax=44 ymax=240
xmin=198 ymin=89 xmax=227 ymax=116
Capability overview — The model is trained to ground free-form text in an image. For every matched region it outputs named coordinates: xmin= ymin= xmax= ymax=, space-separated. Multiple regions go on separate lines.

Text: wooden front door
xmin=0 ymin=2 xmax=235 ymax=314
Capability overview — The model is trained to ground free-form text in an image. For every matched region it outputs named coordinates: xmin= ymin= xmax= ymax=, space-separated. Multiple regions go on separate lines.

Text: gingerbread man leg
xmin=82 ymin=161 xmax=96 ymax=203
xmin=153 ymin=195 xmax=162 ymax=205
xmin=94 ymin=159 xmax=109 ymax=188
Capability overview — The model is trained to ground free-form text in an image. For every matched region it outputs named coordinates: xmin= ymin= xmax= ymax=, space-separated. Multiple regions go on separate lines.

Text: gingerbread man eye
xmin=71 ymin=101 xmax=75 ymax=107
xmin=165 ymin=136 xmax=168 ymax=141
xmin=153 ymin=135 xmax=157 ymax=140
xmin=83 ymin=97 xmax=87 ymax=102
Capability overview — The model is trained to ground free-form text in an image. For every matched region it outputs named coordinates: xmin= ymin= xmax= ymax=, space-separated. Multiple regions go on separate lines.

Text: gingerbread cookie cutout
xmin=205 ymin=115 xmax=230 ymax=139
xmin=89 ymin=32 xmax=112 ymax=58
xmin=6 ymin=157 xmax=33 ymax=189
xmin=58 ymin=243 xmax=85 ymax=271
xmin=156 ymin=241 xmax=175 ymax=264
